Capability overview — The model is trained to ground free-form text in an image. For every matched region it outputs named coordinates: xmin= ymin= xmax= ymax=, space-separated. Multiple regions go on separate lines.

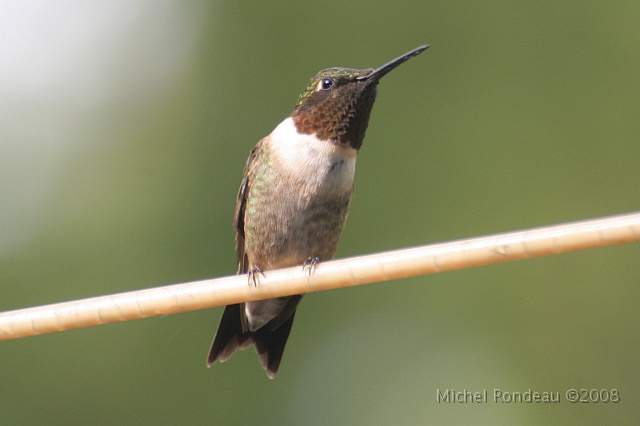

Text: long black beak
xmin=356 ymin=45 xmax=429 ymax=81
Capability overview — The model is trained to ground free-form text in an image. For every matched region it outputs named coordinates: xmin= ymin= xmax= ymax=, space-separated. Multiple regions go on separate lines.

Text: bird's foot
xmin=247 ymin=265 xmax=265 ymax=287
xmin=302 ymin=257 xmax=321 ymax=277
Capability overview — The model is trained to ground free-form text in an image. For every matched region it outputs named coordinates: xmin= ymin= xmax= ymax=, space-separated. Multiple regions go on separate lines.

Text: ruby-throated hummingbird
xmin=207 ymin=45 xmax=429 ymax=378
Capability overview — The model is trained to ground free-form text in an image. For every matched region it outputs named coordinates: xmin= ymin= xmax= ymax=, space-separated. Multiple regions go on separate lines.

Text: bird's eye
xmin=320 ymin=77 xmax=333 ymax=90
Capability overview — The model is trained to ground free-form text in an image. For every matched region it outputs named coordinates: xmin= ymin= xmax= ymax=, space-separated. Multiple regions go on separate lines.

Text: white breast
xmin=268 ymin=117 xmax=357 ymax=194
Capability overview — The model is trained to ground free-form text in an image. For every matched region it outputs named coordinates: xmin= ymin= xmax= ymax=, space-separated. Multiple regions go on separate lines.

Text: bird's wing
xmin=232 ymin=142 xmax=261 ymax=274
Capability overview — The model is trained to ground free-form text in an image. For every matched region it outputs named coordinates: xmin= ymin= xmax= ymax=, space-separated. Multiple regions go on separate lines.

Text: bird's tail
xmin=206 ymin=303 xmax=298 ymax=379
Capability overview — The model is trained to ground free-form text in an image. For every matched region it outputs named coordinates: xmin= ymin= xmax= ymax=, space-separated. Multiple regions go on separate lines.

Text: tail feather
xmin=207 ymin=303 xmax=298 ymax=379
xmin=207 ymin=304 xmax=251 ymax=364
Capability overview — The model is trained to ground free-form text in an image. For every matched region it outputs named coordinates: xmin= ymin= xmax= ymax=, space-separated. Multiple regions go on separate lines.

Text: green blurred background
xmin=1 ymin=1 xmax=638 ymax=424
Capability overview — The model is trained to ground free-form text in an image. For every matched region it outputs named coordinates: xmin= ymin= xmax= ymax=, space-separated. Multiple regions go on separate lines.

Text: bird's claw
xmin=247 ymin=265 xmax=265 ymax=287
xmin=302 ymin=257 xmax=321 ymax=277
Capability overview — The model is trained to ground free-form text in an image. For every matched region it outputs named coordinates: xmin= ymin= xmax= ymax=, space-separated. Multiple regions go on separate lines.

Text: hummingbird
xmin=207 ymin=45 xmax=429 ymax=378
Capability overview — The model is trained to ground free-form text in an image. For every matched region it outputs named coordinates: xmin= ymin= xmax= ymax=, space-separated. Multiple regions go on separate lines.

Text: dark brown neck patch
xmin=291 ymin=70 xmax=379 ymax=150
